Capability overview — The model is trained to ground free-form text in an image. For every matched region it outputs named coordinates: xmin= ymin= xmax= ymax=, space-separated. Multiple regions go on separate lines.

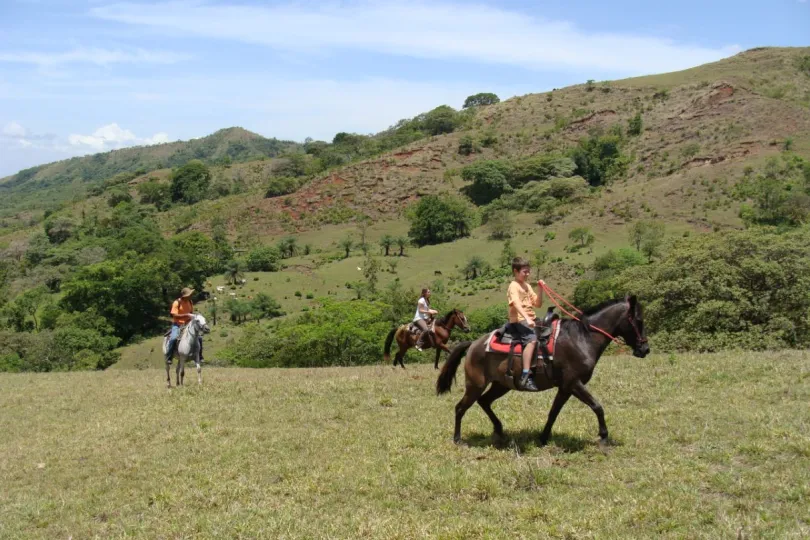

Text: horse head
xmin=192 ymin=313 xmax=211 ymax=335
xmin=452 ymin=309 xmax=471 ymax=333
xmin=620 ymin=295 xmax=649 ymax=358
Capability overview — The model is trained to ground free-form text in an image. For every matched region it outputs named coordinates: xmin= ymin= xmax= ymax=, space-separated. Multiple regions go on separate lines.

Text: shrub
xmin=406 ymin=194 xmax=478 ymax=246
xmin=463 ymin=93 xmax=500 ymax=108
xmin=245 ymin=246 xmax=281 ymax=272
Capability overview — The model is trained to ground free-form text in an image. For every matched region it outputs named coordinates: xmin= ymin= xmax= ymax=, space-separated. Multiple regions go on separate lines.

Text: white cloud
xmin=90 ymin=1 xmax=738 ymax=75
xmin=0 ymin=47 xmax=189 ymax=67
xmin=3 ymin=121 xmax=27 ymax=138
xmin=67 ymin=123 xmax=171 ymax=151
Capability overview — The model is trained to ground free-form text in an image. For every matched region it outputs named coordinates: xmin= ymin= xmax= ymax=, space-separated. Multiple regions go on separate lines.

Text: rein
xmin=540 ymin=283 xmax=643 ymax=351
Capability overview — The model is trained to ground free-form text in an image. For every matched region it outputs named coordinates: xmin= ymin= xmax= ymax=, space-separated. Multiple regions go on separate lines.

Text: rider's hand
xmin=538 ymin=279 xmax=546 ymax=288
xmin=526 ymin=318 xmax=536 ymax=328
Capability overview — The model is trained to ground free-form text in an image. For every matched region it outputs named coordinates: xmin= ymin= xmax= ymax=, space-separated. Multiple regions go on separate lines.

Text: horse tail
xmin=436 ymin=340 xmax=471 ymax=395
xmin=383 ymin=327 xmax=397 ymax=363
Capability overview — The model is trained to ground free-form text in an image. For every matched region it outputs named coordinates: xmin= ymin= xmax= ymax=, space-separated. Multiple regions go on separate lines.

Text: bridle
xmin=541 ymin=283 xmax=646 ymax=352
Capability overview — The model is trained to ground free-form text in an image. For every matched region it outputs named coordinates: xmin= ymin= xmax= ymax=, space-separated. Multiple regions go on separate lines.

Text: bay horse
xmin=384 ymin=309 xmax=471 ymax=369
xmin=436 ymin=296 xmax=649 ymax=445
xmin=163 ymin=314 xmax=210 ymax=388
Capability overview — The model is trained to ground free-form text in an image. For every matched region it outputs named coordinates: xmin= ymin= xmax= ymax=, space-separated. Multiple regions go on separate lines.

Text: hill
xmin=1 ymin=47 xmax=809 ymax=371
xmin=1 ymin=351 xmax=808 ymax=537
xmin=0 ymin=127 xmax=299 ymax=220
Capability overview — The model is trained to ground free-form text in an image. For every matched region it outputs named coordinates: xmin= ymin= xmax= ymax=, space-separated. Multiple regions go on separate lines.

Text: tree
xmin=629 ymin=220 xmax=665 ymax=260
xmin=461 ymin=160 xmax=514 ymax=205
xmin=395 ymin=236 xmax=408 ymax=256
xmin=585 ymin=79 xmax=596 ymax=92
xmin=570 ymin=131 xmax=629 ymax=186
xmin=339 ymin=236 xmax=354 ymax=259
xmin=362 ymin=254 xmax=381 ymax=294
xmin=615 ymin=228 xmax=810 ymax=351
xmin=44 ymin=216 xmax=76 ymax=244
xmin=107 ymin=188 xmax=132 ymax=208
xmin=499 ymin=240 xmax=516 ymax=268
xmin=458 ymin=135 xmax=477 ymax=156
xmin=136 ymin=180 xmax=171 ymax=210
xmin=223 ymin=260 xmax=245 ymax=286
xmin=265 ymin=176 xmax=301 ymax=198
xmin=487 ymin=208 xmax=514 ymax=240
xmin=406 ymin=194 xmax=478 ymax=246
xmin=627 ymin=112 xmax=643 ymax=136
xmin=170 ymin=231 xmax=220 ymax=291
xmin=276 ymin=237 xmax=299 ymax=259
xmin=170 ymin=160 xmax=211 ymax=204
xmin=387 ymin=259 xmax=399 ymax=273
xmin=640 ymin=222 xmax=665 ymax=261
xmin=462 ymin=256 xmax=489 ymax=280
xmin=422 ymin=105 xmax=460 ymax=136
xmin=210 ymin=216 xmax=233 ymax=270
xmin=379 ymin=235 xmax=394 ymax=256
xmin=463 ymin=93 xmax=500 ymax=108
xmin=61 ymin=256 xmax=179 ymax=341
xmin=251 ymin=293 xmax=284 ymax=320
xmin=532 ymin=248 xmax=549 ymax=280
xmin=569 ymin=227 xmax=595 ymax=248
xmin=224 ymin=297 xmax=251 ymax=324
xmin=246 ymin=246 xmax=281 ymax=272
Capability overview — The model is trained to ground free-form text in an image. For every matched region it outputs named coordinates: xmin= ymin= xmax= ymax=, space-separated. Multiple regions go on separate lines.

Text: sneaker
xmin=518 ymin=373 xmax=540 ymax=392
xmin=414 ymin=344 xmax=423 ymax=352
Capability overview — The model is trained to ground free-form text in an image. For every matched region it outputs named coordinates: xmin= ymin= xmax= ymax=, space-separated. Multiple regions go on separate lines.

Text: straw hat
xmin=180 ymin=287 xmax=195 ymax=298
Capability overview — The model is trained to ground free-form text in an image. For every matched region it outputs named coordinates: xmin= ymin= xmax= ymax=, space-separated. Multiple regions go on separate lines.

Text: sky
xmin=0 ymin=0 xmax=808 ymax=177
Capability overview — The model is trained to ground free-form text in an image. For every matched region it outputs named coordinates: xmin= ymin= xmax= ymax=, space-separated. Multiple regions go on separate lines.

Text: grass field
xmin=2 ymin=350 xmax=809 ymax=538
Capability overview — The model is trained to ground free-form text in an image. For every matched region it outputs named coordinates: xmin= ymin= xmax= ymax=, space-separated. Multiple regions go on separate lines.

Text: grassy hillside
xmin=2 ymin=351 xmax=809 ymax=538
xmin=0 ymin=127 xmax=298 ymax=220
xmin=1 ymin=47 xmax=810 ymax=370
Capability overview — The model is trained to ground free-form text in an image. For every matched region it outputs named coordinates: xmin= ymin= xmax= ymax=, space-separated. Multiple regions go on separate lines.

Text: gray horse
xmin=163 ymin=314 xmax=210 ymax=387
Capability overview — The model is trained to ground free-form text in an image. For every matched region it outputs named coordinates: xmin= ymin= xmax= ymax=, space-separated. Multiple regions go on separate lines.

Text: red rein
xmin=539 ymin=282 xmax=630 ymax=353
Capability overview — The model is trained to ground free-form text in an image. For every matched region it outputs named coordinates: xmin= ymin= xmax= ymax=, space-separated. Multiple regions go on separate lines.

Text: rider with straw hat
xmin=165 ymin=287 xmax=196 ymax=364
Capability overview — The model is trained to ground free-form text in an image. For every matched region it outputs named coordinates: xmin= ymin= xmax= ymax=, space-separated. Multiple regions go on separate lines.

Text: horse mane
xmin=581 ymin=298 xmax=626 ymax=317
xmin=560 ymin=297 xmax=625 ymax=337
xmin=436 ymin=309 xmax=457 ymax=327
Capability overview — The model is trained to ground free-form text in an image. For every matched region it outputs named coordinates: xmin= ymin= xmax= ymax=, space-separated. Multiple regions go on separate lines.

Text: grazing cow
xmin=216 ymin=286 xmax=225 ymax=293
xmin=434 ymin=270 xmax=443 ymax=276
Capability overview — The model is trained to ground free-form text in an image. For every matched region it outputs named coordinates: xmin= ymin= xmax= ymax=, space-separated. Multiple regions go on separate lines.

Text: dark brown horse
xmin=384 ymin=309 xmax=471 ymax=369
xmin=436 ymin=296 xmax=650 ymax=445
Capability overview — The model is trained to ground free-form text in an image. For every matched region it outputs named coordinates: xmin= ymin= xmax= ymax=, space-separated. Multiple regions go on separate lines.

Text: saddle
xmin=486 ymin=307 xmax=561 ymax=379
xmin=407 ymin=319 xmax=435 ymax=335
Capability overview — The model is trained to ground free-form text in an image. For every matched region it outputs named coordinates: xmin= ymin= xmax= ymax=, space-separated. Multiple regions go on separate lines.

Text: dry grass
xmin=2 ymin=350 xmax=809 ymax=538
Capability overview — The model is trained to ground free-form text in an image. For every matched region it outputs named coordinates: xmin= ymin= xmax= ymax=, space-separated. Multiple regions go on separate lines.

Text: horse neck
xmin=185 ymin=321 xmax=198 ymax=338
xmin=582 ymin=303 xmax=626 ymax=357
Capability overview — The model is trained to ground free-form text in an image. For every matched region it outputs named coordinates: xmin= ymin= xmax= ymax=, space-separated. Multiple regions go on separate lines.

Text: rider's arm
xmin=535 ymin=280 xmax=545 ymax=307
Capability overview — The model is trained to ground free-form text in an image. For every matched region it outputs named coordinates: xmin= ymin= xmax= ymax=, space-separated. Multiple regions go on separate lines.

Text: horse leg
xmin=570 ymin=381 xmax=609 ymax=444
xmin=176 ymin=358 xmax=183 ymax=387
xmin=453 ymin=382 xmax=484 ymax=444
xmin=196 ymin=362 xmax=202 ymax=385
xmin=165 ymin=361 xmax=171 ymax=388
xmin=538 ymin=388 xmax=572 ymax=446
xmin=477 ymin=382 xmax=510 ymax=439
xmin=434 ymin=348 xmax=442 ymax=370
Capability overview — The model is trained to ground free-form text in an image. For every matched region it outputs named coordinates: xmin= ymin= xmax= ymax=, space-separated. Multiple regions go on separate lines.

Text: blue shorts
xmin=506 ymin=321 xmax=537 ymax=343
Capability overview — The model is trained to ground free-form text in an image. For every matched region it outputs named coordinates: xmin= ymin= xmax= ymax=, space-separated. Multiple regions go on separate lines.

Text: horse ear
xmin=626 ymin=294 xmax=638 ymax=312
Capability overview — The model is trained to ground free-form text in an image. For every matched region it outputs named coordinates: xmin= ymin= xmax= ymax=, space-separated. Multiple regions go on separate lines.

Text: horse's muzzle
xmin=633 ymin=343 xmax=650 ymax=358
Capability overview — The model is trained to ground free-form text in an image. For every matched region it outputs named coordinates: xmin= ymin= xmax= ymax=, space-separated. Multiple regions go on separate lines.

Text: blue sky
xmin=1 ymin=0 xmax=808 ymax=177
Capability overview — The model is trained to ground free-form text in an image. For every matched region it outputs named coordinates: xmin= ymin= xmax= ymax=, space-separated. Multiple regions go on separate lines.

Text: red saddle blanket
xmin=486 ymin=320 xmax=561 ymax=357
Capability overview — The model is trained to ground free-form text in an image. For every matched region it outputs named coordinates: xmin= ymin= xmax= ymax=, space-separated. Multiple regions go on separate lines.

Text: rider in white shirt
xmin=413 ymin=287 xmax=438 ymax=351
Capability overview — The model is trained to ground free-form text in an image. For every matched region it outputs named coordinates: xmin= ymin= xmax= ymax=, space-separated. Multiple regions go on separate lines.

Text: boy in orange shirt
xmin=506 ymin=257 xmax=545 ymax=392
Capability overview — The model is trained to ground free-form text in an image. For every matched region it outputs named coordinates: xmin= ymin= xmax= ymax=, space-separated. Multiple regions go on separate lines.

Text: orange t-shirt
xmin=507 ymin=281 xmax=538 ymax=323
xmin=171 ymin=298 xmax=193 ymax=325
